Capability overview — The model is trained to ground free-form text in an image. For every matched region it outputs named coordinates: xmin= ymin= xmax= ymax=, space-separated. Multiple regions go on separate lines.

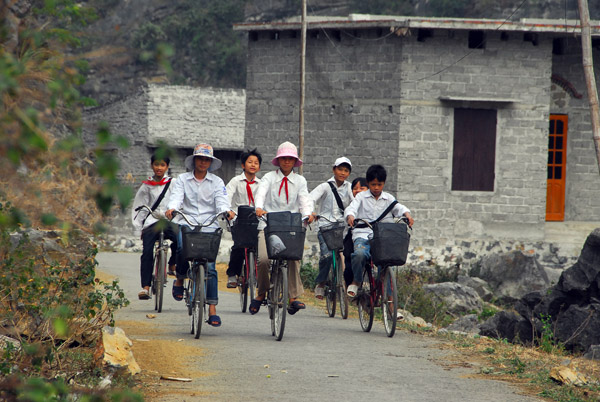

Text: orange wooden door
xmin=546 ymin=115 xmax=568 ymax=221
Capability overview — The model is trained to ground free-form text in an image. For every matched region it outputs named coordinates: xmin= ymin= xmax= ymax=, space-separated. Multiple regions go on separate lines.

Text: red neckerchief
xmin=244 ymin=178 xmax=256 ymax=206
xmin=278 ymin=176 xmax=289 ymax=204
xmin=142 ymin=177 xmax=170 ymax=186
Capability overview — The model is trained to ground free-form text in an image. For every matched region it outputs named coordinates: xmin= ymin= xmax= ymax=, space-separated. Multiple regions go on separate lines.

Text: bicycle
xmin=261 ymin=211 xmax=307 ymax=341
xmin=173 ymin=209 xmax=227 ymax=339
xmin=352 ymin=217 xmax=411 ymax=337
xmin=230 ymin=206 xmax=259 ymax=313
xmin=133 ymin=205 xmax=175 ymax=313
xmin=315 ymin=215 xmax=348 ymax=319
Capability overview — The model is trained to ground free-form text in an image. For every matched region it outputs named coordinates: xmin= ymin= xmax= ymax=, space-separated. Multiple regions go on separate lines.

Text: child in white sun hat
xmin=166 ymin=143 xmax=233 ymax=328
xmin=250 ymin=141 xmax=315 ymax=315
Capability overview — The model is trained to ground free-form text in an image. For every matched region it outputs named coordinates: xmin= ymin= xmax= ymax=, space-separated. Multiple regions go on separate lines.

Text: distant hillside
xmin=80 ymin=0 xmax=599 ymax=106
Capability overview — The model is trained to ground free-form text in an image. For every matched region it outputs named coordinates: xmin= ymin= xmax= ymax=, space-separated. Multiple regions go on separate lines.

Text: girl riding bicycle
xmin=132 ymin=153 xmax=178 ymax=300
xmin=251 ymin=141 xmax=315 ymax=315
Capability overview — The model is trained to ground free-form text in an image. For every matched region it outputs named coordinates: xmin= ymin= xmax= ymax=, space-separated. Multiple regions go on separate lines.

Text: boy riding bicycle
xmin=165 ymin=143 xmax=233 ymax=328
xmin=251 ymin=141 xmax=315 ymax=315
xmin=310 ymin=157 xmax=354 ymax=300
xmin=344 ymin=164 xmax=414 ymax=298
xmin=225 ymin=148 xmax=262 ymax=288
xmin=132 ymin=153 xmax=178 ymax=300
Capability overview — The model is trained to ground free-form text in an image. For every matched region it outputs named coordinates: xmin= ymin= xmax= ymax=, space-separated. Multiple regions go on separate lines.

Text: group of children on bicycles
xmin=132 ymin=140 xmax=414 ymax=328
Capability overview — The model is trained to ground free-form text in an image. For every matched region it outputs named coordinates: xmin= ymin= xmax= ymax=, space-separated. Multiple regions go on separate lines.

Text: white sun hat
xmin=184 ymin=143 xmax=222 ymax=172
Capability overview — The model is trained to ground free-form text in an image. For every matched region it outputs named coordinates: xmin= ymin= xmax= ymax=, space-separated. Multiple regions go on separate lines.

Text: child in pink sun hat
xmin=250 ymin=141 xmax=315 ymax=315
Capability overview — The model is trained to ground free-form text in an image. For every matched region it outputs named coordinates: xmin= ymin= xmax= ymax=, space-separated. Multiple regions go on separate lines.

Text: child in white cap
xmin=166 ymin=143 xmax=233 ymax=328
xmin=309 ymin=157 xmax=354 ymax=299
xmin=251 ymin=141 xmax=315 ymax=315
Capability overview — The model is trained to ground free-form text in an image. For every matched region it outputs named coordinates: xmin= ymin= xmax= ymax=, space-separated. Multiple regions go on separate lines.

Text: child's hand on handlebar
xmin=165 ymin=209 xmax=175 ymax=220
xmin=347 ymin=215 xmax=355 ymax=227
xmin=226 ymin=210 xmax=235 ymax=221
xmin=404 ymin=213 xmax=414 ymax=228
xmin=255 ymin=208 xmax=267 ymax=217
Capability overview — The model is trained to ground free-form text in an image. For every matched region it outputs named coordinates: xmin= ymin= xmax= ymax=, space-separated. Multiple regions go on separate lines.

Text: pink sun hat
xmin=271 ymin=141 xmax=303 ymax=167
xmin=184 ymin=143 xmax=222 ymax=172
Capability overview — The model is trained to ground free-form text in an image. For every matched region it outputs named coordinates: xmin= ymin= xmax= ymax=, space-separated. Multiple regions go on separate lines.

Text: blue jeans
xmin=315 ymin=232 xmax=333 ymax=284
xmin=176 ymin=225 xmax=219 ymax=305
xmin=351 ymin=238 xmax=371 ymax=284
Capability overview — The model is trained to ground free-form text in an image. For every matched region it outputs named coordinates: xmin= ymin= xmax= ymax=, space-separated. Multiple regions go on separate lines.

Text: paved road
xmin=97 ymin=252 xmax=540 ymax=402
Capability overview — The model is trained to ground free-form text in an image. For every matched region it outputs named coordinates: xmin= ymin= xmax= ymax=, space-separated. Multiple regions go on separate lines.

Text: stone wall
xmin=550 ymin=39 xmax=600 ymax=220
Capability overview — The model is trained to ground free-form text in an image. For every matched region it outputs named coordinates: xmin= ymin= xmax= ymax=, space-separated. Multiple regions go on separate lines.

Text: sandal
xmin=138 ymin=288 xmax=150 ymax=300
xmin=347 ymin=284 xmax=358 ymax=298
xmin=227 ymin=276 xmax=238 ymax=288
xmin=249 ymin=298 xmax=263 ymax=315
xmin=314 ymin=285 xmax=325 ymax=300
xmin=172 ymin=284 xmax=184 ymax=301
xmin=207 ymin=315 xmax=221 ymax=327
xmin=287 ymin=300 xmax=305 ymax=315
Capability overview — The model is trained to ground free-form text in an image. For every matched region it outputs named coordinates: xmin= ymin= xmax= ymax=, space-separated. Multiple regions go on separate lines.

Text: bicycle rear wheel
xmin=381 ymin=266 xmax=398 ymax=337
xmin=325 ymin=260 xmax=336 ymax=318
xmin=192 ymin=264 xmax=205 ymax=339
xmin=336 ymin=251 xmax=349 ymax=319
xmin=358 ymin=266 xmax=374 ymax=332
xmin=239 ymin=254 xmax=248 ymax=313
xmin=270 ymin=261 xmax=288 ymax=341
xmin=155 ymin=247 xmax=166 ymax=313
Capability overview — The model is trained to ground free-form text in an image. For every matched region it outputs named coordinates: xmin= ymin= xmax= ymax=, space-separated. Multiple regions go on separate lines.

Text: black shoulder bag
xmin=138 ymin=179 xmax=172 ymax=226
xmin=327 ymin=182 xmax=345 ymax=215
xmin=354 ymin=200 xmax=398 ymax=228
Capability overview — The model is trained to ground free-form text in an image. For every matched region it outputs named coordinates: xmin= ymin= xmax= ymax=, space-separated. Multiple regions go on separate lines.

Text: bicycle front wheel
xmin=155 ymin=248 xmax=166 ymax=313
xmin=192 ymin=264 xmax=206 ymax=339
xmin=270 ymin=261 xmax=288 ymax=341
xmin=336 ymin=251 xmax=349 ymax=319
xmin=381 ymin=266 xmax=398 ymax=337
xmin=247 ymin=251 xmax=257 ymax=310
xmin=325 ymin=259 xmax=336 ymax=318
xmin=358 ymin=266 xmax=374 ymax=332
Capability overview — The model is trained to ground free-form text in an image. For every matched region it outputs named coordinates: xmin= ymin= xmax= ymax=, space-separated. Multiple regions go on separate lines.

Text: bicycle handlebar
xmin=315 ymin=215 xmax=344 ymax=224
xmin=171 ymin=209 xmax=229 ymax=228
xmin=134 ymin=204 xmax=163 ymax=221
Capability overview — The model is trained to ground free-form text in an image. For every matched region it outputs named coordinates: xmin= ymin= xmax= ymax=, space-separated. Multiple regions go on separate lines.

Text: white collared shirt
xmin=310 ymin=177 xmax=353 ymax=228
xmin=167 ymin=171 xmax=231 ymax=230
xmin=131 ymin=175 xmax=173 ymax=235
xmin=225 ymin=172 xmax=261 ymax=211
xmin=254 ymin=169 xmax=314 ymax=229
xmin=344 ymin=190 xmax=410 ymax=241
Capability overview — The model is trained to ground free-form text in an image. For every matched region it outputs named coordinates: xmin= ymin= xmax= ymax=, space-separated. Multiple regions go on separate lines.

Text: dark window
xmin=468 ymin=31 xmax=485 ymax=49
xmin=418 ymin=29 xmax=433 ymax=42
xmin=452 ymin=108 xmax=497 ymax=191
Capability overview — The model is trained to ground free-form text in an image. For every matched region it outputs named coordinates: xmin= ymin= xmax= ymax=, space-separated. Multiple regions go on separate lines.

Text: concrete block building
xmin=234 ymin=15 xmax=600 ymax=247
xmin=84 ymin=84 xmax=246 ymax=184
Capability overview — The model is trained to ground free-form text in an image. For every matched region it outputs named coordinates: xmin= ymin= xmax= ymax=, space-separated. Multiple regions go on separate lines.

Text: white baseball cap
xmin=334 ymin=157 xmax=352 ymax=169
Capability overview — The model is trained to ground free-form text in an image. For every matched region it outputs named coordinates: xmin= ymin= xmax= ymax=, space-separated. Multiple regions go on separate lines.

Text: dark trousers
xmin=342 ymin=230 xmax=354 ymax=286
xmin=140 ymin=222 xmax=178 ymax=288
xmin=226 ymin=247 xmax=245 ymax=277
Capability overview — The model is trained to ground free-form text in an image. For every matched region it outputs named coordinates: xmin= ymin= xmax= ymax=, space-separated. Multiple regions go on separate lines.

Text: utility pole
xmin=578 ymin=0 xmax=600 ymax=174
xmin=299 ymin=0 xmax=307 ymax=175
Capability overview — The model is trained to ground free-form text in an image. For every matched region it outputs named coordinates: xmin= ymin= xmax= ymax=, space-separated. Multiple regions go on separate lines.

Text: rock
xmin=549 ymin=365 xmax=587 ymax=386
xmin=457 ymin=275 xmax=493 ymax=301
xmin=478 ymin=311 xmax=533 ymax=343
xmin=446 ymin=314 xmax=480 ymax=335
xmin=101 ymin=326 xmax=141 ymax=375
xmin=0 ymin=335 xmax=21 ymax=352
xmin=554 ymin=304 xmax=600 ymax=353
xmin=474 ymin=250 xmax=551 ymax=305
xmin=583 ymin=345 xmax=600 ymax=360
xmin=397 ymin=309 xmax=430 ymax=327
xmin=423 ymin=282 xmax=483 ymax=314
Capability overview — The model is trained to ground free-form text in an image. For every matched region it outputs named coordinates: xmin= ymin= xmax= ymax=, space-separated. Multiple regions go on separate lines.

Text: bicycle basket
xmin=265 ymin=211 xmax=306 ymax=260
xmin=231 ymin=221 xmax=258 ymax=249
xmin=181 ymin=226 xmax=223 ymax=262
xmin=319 ymin=222 xmax=345 ymax=250
xmin=369 ymin=221 xmax=410 ymax=266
